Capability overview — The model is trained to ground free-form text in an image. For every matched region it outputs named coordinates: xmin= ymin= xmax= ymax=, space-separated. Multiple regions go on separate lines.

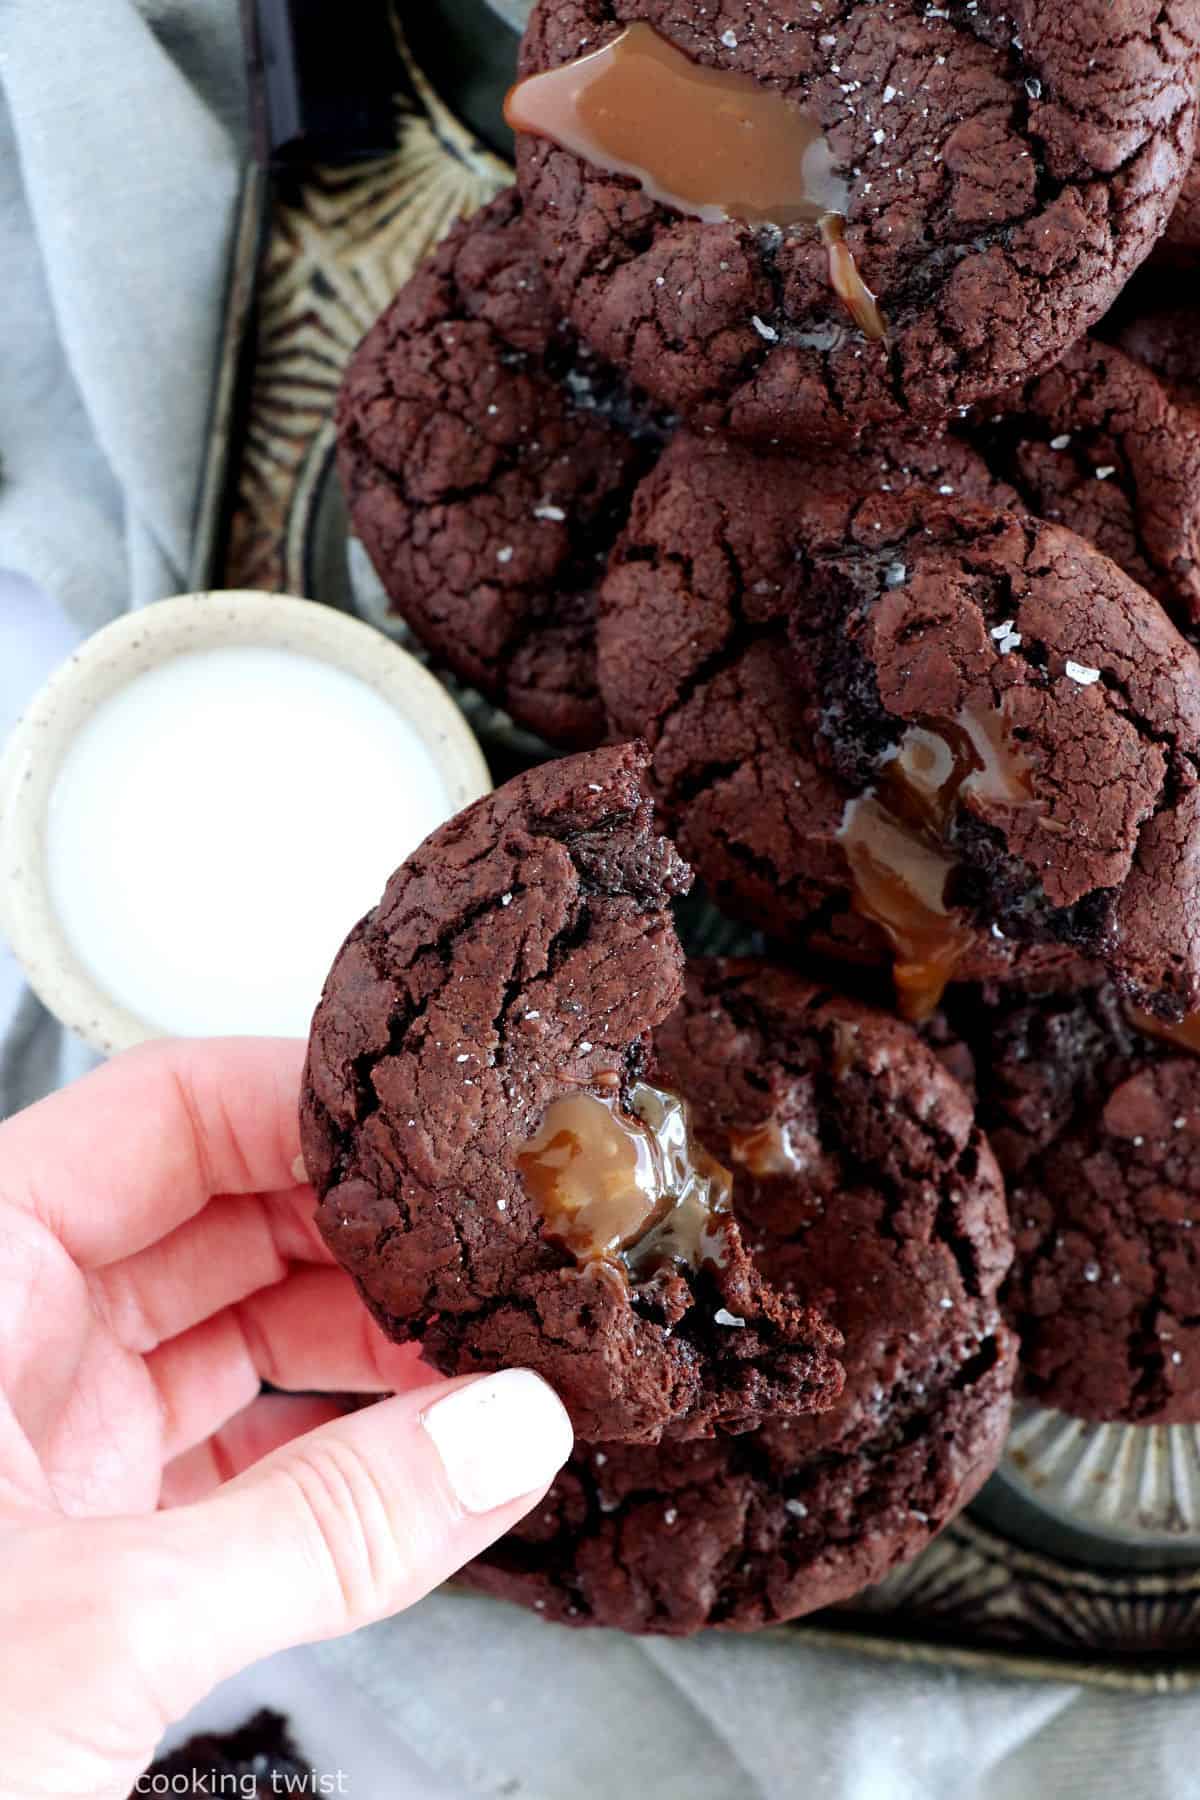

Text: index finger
xmin=0 ymin=1037 xmax=310 ymax=1266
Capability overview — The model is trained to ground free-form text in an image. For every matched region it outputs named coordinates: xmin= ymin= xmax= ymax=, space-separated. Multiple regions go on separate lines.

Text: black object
xmin=193 ymin=1 xmax=412 ymax=587
xmin=243 ymin=0 xmax=408 ymax=166
xmin=191 ymin=0 xmax=519 ymax=589
xmin=136 ymin=1710 xmax=307 ymax=1796
xmin=403 ymin=0 xmax=521 ymax=157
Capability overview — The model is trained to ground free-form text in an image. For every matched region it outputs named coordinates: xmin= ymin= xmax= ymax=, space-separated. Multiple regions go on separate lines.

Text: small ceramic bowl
xmin=0 ymin=591 xmax=492 ymax=1055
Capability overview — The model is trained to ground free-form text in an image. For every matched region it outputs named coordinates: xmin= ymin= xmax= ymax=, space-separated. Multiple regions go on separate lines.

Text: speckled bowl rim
xmin=0 ymin=591 xmax=492 ymax=1056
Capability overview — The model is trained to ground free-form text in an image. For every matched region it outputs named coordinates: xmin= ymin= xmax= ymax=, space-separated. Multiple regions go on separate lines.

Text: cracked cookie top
xmin=300 ymin=744 xmax=843 ymax=1445
xmin=336 ymin=189 xmax=668 ymax=749
xmin=599 ymin=446 xmax=1200 ymax=1018
xmin=968 ymin=336 xmax=1200 ymax=629
xmin=947 ymin=979 xmax=1200 ymax=1422
xmin=513 ymin=0 xmax=1200 ymax=445
xmin=464 ymin=961 xmax=1015 ymax=1634
xmin=1152 ymin=148 xmax=1200 ymax=267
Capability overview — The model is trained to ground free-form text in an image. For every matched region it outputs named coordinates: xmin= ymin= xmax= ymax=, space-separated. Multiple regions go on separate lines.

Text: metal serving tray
xmin=202 ymin=2 xmax=1200 ymax=1687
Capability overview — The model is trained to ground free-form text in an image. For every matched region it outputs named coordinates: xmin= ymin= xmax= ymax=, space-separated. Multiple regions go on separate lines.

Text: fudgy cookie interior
xmin=301 ymin=744 xmax=843 ymax=1446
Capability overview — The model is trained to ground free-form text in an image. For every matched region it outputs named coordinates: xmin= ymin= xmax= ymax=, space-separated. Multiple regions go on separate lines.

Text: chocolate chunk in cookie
xmin=600 ymin=445 xmax=1200 ymax=1020
xmin=337 ymin=189 xmax=668 ymax=748
xmin=511 ymin=0 xmax=1200 ymax=446
xmin=948 ymin=980 xmax=1200 ymax=1422
xmin=464 ymin=962 xmax=1015 ymax=1633
xmin=301 ymin=745 xmax=842 ymax=1445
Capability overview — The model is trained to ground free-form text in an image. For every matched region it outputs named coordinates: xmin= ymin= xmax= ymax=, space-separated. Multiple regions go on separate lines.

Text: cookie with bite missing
xmin=464 ymin=961 xmax=1015 ymax=1633
xmin=300 ymin=745 xmax=842 ymax=1445
xmin=599 ymin=441 xmax=1200 ymax=1019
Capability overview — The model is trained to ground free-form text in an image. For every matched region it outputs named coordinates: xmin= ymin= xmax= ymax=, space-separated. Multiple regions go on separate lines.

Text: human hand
xmin=0 ymin=1038 xmax=572 ymax=1800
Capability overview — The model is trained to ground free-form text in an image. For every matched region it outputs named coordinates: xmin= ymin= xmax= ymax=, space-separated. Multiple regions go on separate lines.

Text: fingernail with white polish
xmin=421 ymin=1369 xmax=574 ymax=1514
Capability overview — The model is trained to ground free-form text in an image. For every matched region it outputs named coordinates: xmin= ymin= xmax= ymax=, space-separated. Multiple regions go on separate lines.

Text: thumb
xmin=134 ymin=1368 xmax=573 ymax=1718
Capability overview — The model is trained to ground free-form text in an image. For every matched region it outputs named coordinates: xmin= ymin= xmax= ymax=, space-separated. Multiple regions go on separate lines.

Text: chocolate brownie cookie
xmin=301 ymin=745 xmax=842 ymax=1444
xmin=967 ymin=336 xmax=1200 ymax=627
xmin=1111 ymin=294 xmax=1200 ymax=404
xmin=136 ymin=1712 xmax=306 ymax=1797
xmin=464 ymin=962 xmax=1015 ymax=1633
xmin=950 ymin=980 xmax=1200 ymax=1421
xmin=1153 ymin=150 xmax=1200 ymax=267
xmin=510 ymin=0 xmax=1200 ymax=446
xmin=337 ymin=189 xmax=667 ymax=748
xmin=600 ymin=443 xmax=1200 ymax=1019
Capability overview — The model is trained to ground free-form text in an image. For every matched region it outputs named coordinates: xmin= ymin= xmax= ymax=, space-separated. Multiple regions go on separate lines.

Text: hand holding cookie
xmin=0 ymin=1039 xmax=571 ymax=1800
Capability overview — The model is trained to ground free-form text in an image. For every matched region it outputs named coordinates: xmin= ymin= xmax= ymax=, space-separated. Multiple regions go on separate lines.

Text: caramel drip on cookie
xmin=505 ymin=23 xmax=847 ymax=228
xmin=819 ymin=214 xmax=887 ymax=342
xmin=517 ymin=1081 xmax=733 ymax=1276
xmin=506 ymin=24 xmax=884 ymax=338
xmin=1128 ymin=1007 xmax=1200 ymax=1055
xmin=839 ymin=706 xmax=1034 ymax=1022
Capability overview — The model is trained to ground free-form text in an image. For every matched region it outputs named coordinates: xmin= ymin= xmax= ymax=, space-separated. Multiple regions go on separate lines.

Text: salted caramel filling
xmin=517 ymin=1081 xmax=733 ymax=1275
xmin=728 ymin=1117 xmax=806 ymax=1178
xmin=1128 ymin=1008 xmax=1200 ymax=1055
xmin=505 ymin=23 xmax=884 ymax=339
xmin=819 ymin=214 xmax=886 ymax=342
xmin=839 ymin=707 xmax=1034 ymax=1021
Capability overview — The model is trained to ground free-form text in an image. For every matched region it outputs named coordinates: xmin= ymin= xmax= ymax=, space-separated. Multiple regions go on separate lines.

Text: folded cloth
xmin=315 ymin=1591 xmax=1198 ymax=1800
xmin=0 ymin=0 xmax=245 ymax=1111
xmin=152 ymin=1592 xmax=1200 ymax=1800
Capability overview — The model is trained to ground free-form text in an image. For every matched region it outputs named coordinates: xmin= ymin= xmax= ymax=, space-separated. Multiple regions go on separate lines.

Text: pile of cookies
xmin=309 ymin=0 xmax=1200 ymax=1634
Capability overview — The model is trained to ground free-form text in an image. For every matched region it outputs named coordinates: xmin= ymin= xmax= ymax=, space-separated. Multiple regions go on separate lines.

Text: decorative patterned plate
xmin=215 ymin=3 xmax=1200 ymax=1684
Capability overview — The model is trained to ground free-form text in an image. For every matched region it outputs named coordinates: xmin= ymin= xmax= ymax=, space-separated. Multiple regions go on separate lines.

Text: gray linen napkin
xmin=0 ymin=0 xmax=245 ymax=1110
